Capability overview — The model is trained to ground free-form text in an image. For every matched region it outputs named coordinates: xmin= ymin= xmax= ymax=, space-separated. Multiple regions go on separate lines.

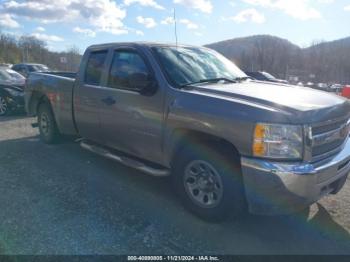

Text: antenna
xmin=173 ymin=8 xmax=178 ymax=47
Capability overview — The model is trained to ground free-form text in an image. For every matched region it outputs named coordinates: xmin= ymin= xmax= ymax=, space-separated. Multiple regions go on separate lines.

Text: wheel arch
xmin=169 ymin=128 xmax=241 ymax=168
xmin=27 ymin=91 xmax=49 ymax=116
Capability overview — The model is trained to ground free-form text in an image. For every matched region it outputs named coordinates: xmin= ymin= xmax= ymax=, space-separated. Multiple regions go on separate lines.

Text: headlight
xmin=4 ymin=88 xmax=21 ymax=96
xmin=253 ymin=123 xmax=303 ymax=159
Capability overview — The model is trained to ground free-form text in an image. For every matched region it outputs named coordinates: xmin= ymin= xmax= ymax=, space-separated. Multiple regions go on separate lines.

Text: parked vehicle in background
xmin=0 ymin=68 xmax=26 ymax=87
xmin=305 ymin=82 xmax=314 ymax=88
xmin=341 ymin=85 xmax=350 ymax=99
xmin=330 ymin=84 xmax=343 ymax=94
xmin=312 ymin=83 xmax=331 ymax=92
xmin=12 ymin=63 xmax=50 ymax=77
xmin=245 ymin=71 xmax=289 ymax=84
xmin=0 ymin=63 xmax=13 ymax=68
xmin=25 ymin=42 xmax=350 ymax=221
xmin=0 ymin=68 xmax=25 ymax=116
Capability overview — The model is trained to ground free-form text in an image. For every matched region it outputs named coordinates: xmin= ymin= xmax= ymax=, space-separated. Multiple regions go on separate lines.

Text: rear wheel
xmin=172 ymin=142 xmax=246 ymax=222
xmin=38 ymin=102 xmax=60 ymax=144
xmin=0 ymin=95 xmax=9 ymax=116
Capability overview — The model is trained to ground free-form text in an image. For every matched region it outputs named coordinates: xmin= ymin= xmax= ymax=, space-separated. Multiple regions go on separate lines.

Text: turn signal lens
xmin=253 ymin=124 xmax=266 ymax=156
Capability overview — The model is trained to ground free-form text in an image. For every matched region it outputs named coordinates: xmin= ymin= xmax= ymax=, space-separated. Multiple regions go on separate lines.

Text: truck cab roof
xmin=87 ymin=42 xmax=207 ymax=51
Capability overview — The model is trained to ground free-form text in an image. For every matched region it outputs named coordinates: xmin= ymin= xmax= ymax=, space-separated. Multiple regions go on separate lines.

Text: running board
xmin=80 ymin=141 xmax=170 ymax=177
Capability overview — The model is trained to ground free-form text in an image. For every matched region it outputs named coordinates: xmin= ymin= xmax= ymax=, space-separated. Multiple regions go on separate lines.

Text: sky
xmin=0 ymin=0 xmax=350 ymax=52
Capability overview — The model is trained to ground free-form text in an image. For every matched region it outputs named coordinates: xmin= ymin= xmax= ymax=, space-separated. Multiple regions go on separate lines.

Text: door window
xmin=107 ymin=51 xmax=149 ymax=91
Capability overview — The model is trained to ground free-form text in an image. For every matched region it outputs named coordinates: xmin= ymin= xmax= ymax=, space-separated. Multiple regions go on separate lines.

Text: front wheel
xmin=0 ymin=95 xmax=9 ymax=116
xmin=172 ymin=143 xmax=246 ymax=222
xmin=38 ymin=103 xmax=60 ymax=144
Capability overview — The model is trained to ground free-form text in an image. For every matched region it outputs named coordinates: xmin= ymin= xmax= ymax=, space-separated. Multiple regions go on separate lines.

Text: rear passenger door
xmin=74 ymin=49 xmax=109 ymax=142
xmin=99 ymin=48 xmax=164 ymax=163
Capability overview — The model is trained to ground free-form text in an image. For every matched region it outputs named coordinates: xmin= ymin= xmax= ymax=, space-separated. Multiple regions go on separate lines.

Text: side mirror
xmin=129 ymin=72 xmax=157 ymax=95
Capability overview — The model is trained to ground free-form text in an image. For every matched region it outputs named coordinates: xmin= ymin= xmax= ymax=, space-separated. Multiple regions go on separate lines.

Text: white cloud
xmin=123 ymin=0 xmax=164 ymax=9
xmin=135 ymin=30 xmax=144 ymax=36
xmin=0 ymin=13 xmax=20 ymax=28
xmin=243 ymin=0 xmax=270 ymax=5
xmin=73 ymin=27 xmax=96 ymax=37
xmin=161 ymin=17 xmax=198 ymax=30
xmin=36 ymin=26 xmax=46 ymax=32
xmin=243 ymin=0 xmax=321 ymax=20
xmin=229 ymin=1 xmax=237 ymax=7
xmin=179 ymin=19 xmax=199 ymax=29
xmin=1 ymin=0 xmax=76 ymax=23
xmin=173 ymin=0 xmax=213 ymax=13
xmin=31 ymin=33 xmax=64 ymax=42
xmin=1 ymin=0 xmax=128 ymax=35
xmin=345 ymin=5 xmax=350 ymax=11
xmin=232 ymin=8 xmax=265 ymax=23
xmin=136 ymin=16 xmax=157 ymax=28
xmin=161 ymin=16 xmax=175 ymax=25
xmin=72 ymin=0 xmax=127 ymax=35
xmin=318 ymin=0 xmax=334 ymax=3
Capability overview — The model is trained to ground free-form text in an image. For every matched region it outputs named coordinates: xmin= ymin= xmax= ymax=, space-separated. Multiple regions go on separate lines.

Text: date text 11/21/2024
xmin=127 ymin=256 xmax=220 ymax=261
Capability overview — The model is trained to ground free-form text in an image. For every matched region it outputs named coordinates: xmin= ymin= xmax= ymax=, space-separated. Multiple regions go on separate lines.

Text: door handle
xmin=101 ymin=96 xmax=116 ymax=106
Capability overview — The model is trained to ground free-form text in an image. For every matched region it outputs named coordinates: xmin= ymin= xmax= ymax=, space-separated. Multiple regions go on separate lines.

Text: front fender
xmin=162 ymin=90 xmax=291 ymax=166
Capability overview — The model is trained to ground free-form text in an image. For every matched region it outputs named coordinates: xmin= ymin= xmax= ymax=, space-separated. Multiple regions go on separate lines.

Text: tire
xmin=38 ymin=102 xmax=60 ymax=144
xmin=0 ymin=95 xmax=9 ymax=116
xmin=172 ymin=142 xmax=246 ymax=222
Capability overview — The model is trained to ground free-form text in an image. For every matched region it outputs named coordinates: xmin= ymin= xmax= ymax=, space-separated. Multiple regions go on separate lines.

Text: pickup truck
xmin=25 ymin=42 xmax=350 ymax=221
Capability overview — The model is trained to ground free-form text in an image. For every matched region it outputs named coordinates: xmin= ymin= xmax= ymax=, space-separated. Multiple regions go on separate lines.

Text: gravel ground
xmin=0 ymin=115 xmax=350 ymax=255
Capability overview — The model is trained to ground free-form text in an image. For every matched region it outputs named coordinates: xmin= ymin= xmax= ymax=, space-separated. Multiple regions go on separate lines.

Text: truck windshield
xmin=152 ymin=46 xmax=247 ymax=87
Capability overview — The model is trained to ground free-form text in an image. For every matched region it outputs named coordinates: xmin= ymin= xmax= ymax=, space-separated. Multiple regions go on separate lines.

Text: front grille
xmin=312 ymin=118 xmax=348 ymax=135
xmin=312 ymin=139 xmax=344 ymax=156
xmin=310 ymin=117 xmax=350 ymax=162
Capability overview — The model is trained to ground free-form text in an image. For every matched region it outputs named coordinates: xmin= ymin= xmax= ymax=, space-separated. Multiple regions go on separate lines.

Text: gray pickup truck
xmin=25 ymin=42 xmax=350 ymax=221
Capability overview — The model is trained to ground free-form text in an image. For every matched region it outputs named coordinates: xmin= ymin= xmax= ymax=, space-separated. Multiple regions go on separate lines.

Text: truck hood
xmin=189 ymin=80 xmax=350 ymax=123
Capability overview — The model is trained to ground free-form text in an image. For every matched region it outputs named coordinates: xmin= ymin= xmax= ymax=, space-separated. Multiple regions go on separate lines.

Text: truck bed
xmin=25 ymin=71 xmax=77 ymax=135
xmin=40 ymin=71 xmax=77 ymax=79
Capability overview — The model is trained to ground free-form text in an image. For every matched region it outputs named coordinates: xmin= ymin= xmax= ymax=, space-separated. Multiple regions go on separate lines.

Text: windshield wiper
xmin=234 ymin=76 xmax=253 ymax=82
xmin=181 ymin=77 xmax=237 ymax=88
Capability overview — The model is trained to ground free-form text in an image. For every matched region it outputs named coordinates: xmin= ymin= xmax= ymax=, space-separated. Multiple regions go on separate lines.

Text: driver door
xmin=99 ymin=48 xmax=164 ymax=163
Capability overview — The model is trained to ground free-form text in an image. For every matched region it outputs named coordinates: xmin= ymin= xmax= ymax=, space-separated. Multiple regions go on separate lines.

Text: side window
xmin=17 ymin=66 xmax=26 ymax=75
xmin=107 ymin=50 xmax=149 ymax=91
xmin=84 ymin=50 xmax=108 ymax=86
xmin=13 ymin=65 xmax=21 ymax=72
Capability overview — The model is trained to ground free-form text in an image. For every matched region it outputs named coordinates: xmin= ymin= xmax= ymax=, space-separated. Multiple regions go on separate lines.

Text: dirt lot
xmin=0 ymin=115 xmax=350 ymax=255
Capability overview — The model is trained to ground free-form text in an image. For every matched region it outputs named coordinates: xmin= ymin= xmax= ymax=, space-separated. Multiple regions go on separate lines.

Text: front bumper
xmin=241 ymin=138 xmax=350 ymax=215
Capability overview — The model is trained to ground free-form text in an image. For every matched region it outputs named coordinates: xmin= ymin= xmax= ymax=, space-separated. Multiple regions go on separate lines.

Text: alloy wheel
xmin=183 ymin=160 xmax=224 ymax=208
xmin=0 ymin=96 xmax=8 ymax=116
xmin=40 ymin=112 xmax=50 ymax=137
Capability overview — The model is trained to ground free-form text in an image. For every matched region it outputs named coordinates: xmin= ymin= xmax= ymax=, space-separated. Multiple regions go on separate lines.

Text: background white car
xmin=0 ymin=67 xmax=26 ymax=87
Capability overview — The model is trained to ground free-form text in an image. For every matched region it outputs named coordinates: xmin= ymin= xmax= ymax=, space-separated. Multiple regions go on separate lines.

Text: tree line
xmin=207 ymin=35 xmax=350 ymax=85
xmin=0 ymin=31 xmax=81 ymax=72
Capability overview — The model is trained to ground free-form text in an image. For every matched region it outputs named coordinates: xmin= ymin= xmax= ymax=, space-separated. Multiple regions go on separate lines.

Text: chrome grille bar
xmin=312 ymin=122 xmax=349 ymax=147
xmin=305 ymin=117 xmax=350 ymax=163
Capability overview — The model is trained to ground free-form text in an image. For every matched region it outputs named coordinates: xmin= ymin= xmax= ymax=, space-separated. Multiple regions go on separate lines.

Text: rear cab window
xmin=84 ymin=50 xmax=108 ymax=86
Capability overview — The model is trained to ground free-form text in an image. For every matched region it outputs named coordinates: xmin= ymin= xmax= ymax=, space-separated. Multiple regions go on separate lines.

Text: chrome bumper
xmin=241 ymin=138 xmax=350 ymax=215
